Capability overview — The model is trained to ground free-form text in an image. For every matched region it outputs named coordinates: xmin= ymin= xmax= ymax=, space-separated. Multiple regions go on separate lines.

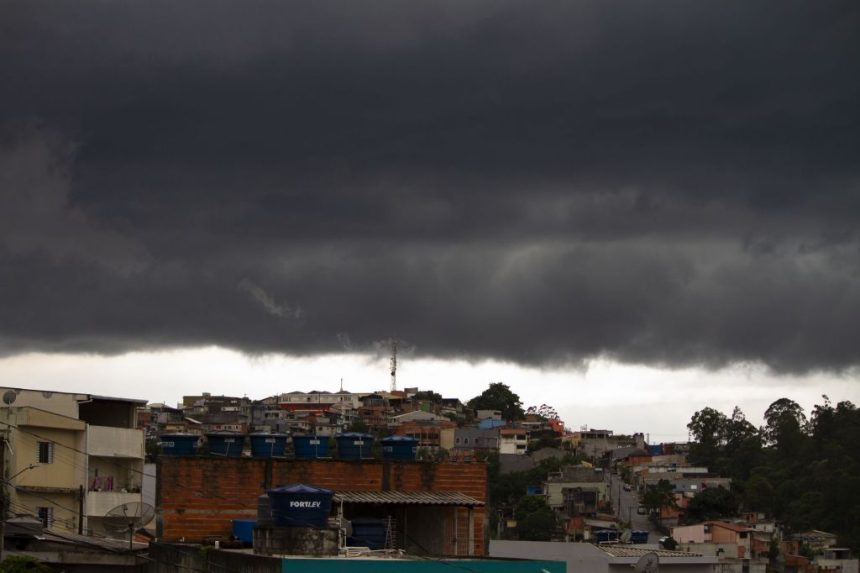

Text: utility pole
xmin=1 ymin=434 xmax=5 ymax=562
xmin=389 ymin=338 xmax=398 ymax=393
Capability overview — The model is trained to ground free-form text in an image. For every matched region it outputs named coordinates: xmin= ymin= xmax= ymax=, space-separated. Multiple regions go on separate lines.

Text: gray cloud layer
xmin=1 ymin=0 xmax=859 ymax=373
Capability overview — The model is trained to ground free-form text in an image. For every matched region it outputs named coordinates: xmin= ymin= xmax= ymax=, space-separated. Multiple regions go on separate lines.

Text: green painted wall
xmin=282 ymin=558 xmax=565 ymax=573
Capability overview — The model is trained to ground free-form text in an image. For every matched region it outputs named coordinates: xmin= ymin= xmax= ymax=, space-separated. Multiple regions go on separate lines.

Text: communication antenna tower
xmin=389 ymin=338 xmax=398 ymax=392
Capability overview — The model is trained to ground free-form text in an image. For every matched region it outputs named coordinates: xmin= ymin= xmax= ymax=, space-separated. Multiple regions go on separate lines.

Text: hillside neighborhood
xmin=0 ymin=382 xmax=855 ymax=573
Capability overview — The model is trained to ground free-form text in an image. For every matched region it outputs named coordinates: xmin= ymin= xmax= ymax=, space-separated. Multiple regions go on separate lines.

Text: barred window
xmin=37 ymin=507 xmax=53 ymax=527
xmin=37 ymin=441 xmax=54 ymax=464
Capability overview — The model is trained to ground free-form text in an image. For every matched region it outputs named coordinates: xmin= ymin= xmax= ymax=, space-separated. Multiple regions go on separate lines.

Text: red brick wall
xmin=157 ymin=457 xmax=486 ymax=555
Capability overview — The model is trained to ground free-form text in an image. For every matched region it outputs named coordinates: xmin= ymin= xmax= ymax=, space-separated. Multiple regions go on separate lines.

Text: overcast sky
xmin=1 ymin=1 xmax=859 ymax=439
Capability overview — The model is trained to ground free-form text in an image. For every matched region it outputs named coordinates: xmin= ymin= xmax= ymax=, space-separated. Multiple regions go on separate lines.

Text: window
xmin=37 ymin=441 xmax=54 ymax=464
xmin=37 ymin=507 xmax=53 ymax=528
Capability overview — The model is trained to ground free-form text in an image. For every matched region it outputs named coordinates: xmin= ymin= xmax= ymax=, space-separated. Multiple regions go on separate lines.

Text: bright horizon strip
xmin=0 ymin=348 xmax=857 ymax=444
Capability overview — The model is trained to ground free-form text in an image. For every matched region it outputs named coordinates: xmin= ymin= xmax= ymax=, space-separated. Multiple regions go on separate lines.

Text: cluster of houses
xmin=138 ymin=388 xmax=575 ymax=459
xmin=0 ymin=383 xmax=856 ymax=573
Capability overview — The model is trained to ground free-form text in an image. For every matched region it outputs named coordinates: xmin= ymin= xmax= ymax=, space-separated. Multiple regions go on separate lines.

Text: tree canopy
xmin=686 ymin=397 xmax=860 ymax=552
xmin=467 ymin=382 xmax=525 ymax=421
xmin=514 ymin=495 xmax=557 ymax=541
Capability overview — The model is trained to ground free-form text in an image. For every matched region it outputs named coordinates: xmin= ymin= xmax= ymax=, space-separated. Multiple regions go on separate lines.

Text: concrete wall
xmin=0 ymin=388 xmax=83 ymax=418
xmin=149 ymin=543 xmax=281 ymax=573
xmin=157 ymin=457 xmax=487 ymax=556
xmin=673 ymin=524 xmax=707 ymax=544
xmin=544 ymin=482 xmax=607 ymax=509
xmin=88 ymin=425 xmax=145 ymax=458
xmin=14 ymin=424 xmax=86 ymax=490
xmin=492 ymin=540 xmax=610 ymax=573
xmin=491 ymin=540 xmax=718 ymax=573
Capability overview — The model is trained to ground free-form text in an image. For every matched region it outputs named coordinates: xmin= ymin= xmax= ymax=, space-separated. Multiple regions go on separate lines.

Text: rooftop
xmin=597 ymin=545 xmax=704 ymax=559
xmin=333 ymin=490 xmax=484 ymax=507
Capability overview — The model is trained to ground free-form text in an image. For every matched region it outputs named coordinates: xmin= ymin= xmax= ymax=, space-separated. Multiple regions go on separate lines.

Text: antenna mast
xmin=389 ymin=338 xmax=398 ymax=392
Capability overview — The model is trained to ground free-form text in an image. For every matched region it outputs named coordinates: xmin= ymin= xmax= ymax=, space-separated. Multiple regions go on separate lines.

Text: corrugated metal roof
xmin=333 ymin=490 xmax=484 ymax=507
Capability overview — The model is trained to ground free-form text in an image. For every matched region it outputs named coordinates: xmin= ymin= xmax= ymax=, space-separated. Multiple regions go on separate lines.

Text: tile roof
xmin=333 ymin=490 xmax=484 ymax=507
xmin=707 ymin=520 xmax=751 ymax=532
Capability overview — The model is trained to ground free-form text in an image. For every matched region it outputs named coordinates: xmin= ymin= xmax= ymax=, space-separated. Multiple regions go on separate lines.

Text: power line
xmin=0 ymin=419 xmax=157 ymax=480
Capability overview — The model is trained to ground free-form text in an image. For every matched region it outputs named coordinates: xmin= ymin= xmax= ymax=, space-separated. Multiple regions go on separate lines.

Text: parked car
xmin=623 ymin=483 xmax=632 ymax=491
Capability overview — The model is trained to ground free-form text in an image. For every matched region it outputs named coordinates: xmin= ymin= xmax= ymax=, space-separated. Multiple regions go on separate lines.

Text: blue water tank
xmin=292 ymin=435 xmax=330 ymax=459
xmin=267 ymin=484 xmax=332 ymax=528
xmin=348 ymin=518 xmax=386 ymax=549
xmin=594 ymin=529 xmax=619 ymax=543
xmin=631 ymin=530 xmax=649 ymax=544
xmin=250 ymin=433 xmax=287 ymax=458
xmin=231 ymin=519 xmax=256 ymax=545
xmin=336 ymin=433 xmax=374 ymax=460
xmin=159 ymin=433 xmax=198 ymax=456
xmin=206 ymin=432 xmax=245 ymax=457
xmin=380 ymin=436 xmax=418 ymax=461
xmin=647 ymin=444 xmax=663 ymax=456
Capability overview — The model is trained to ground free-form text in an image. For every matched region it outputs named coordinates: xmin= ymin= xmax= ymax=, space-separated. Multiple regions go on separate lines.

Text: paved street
xmin=607 ymin=471 xmax=661 ymax=543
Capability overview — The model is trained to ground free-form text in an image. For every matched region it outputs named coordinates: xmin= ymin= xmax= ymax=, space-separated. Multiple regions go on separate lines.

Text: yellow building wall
xmin=13 ymin=426 xmax=86 ymax=490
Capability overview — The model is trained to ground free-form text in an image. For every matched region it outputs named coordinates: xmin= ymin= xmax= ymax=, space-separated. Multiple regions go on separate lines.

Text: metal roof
xmin=333 ymin=490 xmax=484 ymax=507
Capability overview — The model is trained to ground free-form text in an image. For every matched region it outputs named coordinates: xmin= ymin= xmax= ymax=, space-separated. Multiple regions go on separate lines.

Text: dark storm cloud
xmin=1 ymin=0 xmax=859 ymax=373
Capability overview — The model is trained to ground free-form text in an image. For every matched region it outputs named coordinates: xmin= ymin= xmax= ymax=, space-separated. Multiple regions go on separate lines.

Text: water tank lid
xmin=337 ymin=432 xmax=373 ymax=439
xmin=381 ymin=435 xmax=418 ymax=443
xmin=268 ymin=484 xmax=332 ymax=495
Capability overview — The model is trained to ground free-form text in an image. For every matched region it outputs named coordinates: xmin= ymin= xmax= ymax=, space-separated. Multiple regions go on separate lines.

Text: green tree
xmin=642 ymin=479 xmax=676 ymax=525
xmin=685 ymin=487 xmax=738 ymax=522
xmin=723 ymin=407 xmax=763 ymax=481
xmin=743 ymin=474 xmax=775 ymax=514
xmin=467 ymin=382 xmax=525 ymax=421
xmin=413 ymin=390 xmax=442 ymax=402
xmin=763 ymin=398 xmax=807 ymax=454
xmin=514 ymin=495 xmax=557 ymax=541
xmin=687 ymin=407 xmax=728 ymax=467
xmin=685 ymin=397 xmax=860 ymax=553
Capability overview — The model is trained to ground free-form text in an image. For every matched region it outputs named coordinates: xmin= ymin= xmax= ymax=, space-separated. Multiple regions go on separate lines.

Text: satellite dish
xmin=103 ymin=502 xmax=155 ymax=549
xmin=634 ymin=552 xmax=659 ymax=573
xmin=3 ymin=391 xmax=17 ymax=405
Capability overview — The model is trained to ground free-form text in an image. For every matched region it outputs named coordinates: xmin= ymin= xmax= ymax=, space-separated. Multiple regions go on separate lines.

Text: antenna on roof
xmin=634 ymin=552 xmax=659 ymax=573
xmin=104 ymin=502 xmax=155 ymax=550
xmin=389 ymin=338 xmax=397 ymax=392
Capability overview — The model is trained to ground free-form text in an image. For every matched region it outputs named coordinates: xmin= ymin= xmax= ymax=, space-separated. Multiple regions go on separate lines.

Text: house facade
xmin=0 ymin=387 xmax=146 ymax=537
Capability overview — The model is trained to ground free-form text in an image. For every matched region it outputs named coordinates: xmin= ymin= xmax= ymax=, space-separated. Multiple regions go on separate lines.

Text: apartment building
xmin=0 ymin=387 xmax=146 ymax=536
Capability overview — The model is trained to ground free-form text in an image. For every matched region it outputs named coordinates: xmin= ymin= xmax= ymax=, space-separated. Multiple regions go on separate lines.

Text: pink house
xmin=672 ymin=521 xmax=753 ymax=559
